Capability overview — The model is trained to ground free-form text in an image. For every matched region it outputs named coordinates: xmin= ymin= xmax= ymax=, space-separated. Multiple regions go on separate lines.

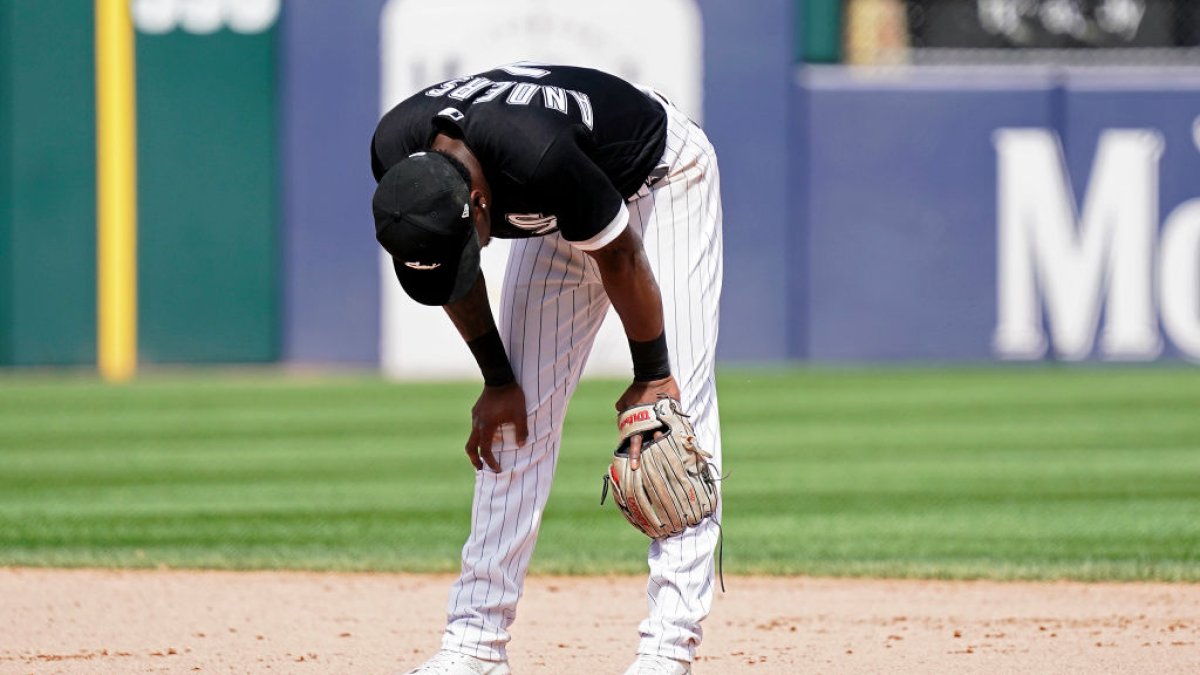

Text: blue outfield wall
xmin=278 ymin=2 xmax=1200 ymax=366
xmin=697 ymin=0 xmax=794 ymax=362
xmin=799 ymin=69 xmax=1058 ymax=360
xmin=797 ymin=68 xmax=1200 ymax=363
xmin=281 ymin=1 xmax=388 ymax=366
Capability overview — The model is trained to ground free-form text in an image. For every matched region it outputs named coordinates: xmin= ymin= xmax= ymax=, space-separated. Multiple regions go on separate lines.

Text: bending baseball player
xmin=370 ymin=63 xmax=724 ymax=675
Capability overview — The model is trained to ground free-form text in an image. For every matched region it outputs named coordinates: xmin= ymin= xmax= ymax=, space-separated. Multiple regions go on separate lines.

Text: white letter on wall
xmin=1160 ymin=199 xmax=1200 ymax=361
xmin=994 ymin=129 xmax=1163 ymax=360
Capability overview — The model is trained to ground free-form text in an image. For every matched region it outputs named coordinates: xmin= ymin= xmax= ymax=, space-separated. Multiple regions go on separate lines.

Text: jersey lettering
xmin=459 ymin=82 xmax=595 ymax=129
xmin=474 ymin=81 xmax=514 ymax=103
xmin=449 ymin=77 xmax=494 ymax=100
xmin=567 ymin=90 xmax=594 ymax=130
xmin=506 ymin=82 xmax=540 ymax=105
xmin=541 ymin=86 xmax=569 ymax=114
xmin=498 ymin=63 xmax=551 ymax=78
xmin=425 ymin=76 xmax=470 ymax=98
xmin=428 ymin=67 xmax=596 ymax=129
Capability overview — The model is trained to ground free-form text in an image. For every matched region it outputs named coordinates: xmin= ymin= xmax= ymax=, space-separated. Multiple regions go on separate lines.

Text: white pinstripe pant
xmin=442 ymin=98 xmax=724 ymax=664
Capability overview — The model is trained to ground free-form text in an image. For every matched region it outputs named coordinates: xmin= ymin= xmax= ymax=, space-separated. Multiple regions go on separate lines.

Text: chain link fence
xmin=841 ymin=0 xmax=1200 ymax=65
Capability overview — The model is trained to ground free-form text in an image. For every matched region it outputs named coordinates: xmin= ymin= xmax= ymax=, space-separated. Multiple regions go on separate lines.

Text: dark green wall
xmin=799 ymin=0 xmax=843 ymax=63
xmin=0 ymin=1 xmax=12 ymax=364
xmin=7 ymin=0 xmax=97 ymax=366
xmin=136 ymin=28 xmax=278 ymax=363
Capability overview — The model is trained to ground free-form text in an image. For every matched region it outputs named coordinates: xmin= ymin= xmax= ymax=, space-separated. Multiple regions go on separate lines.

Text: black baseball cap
xmin=373 ymin=151 xmax=480 ymax=306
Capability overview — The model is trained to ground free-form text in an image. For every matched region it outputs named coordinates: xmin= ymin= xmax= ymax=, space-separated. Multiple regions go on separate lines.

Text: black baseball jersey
xmin=371 ymin=64 xmax=667 ymax=249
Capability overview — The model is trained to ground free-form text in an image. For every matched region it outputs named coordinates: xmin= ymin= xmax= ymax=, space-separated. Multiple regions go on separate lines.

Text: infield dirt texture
xmin=1 ymin=369 xmax=1198 ymax=673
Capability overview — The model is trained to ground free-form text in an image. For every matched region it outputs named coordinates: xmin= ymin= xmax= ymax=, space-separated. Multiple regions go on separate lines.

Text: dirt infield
xmin=1 ymin=569 xmax=1197 ymax=674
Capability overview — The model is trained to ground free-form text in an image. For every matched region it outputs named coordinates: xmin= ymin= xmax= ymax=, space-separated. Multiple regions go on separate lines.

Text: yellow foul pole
xmin=95 ymin=0 xmax=137 ymax=382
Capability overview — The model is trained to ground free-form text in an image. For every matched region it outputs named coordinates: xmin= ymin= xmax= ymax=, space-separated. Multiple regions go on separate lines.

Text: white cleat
xmin=401 ymin=649 xmax=511 ymax=675
xmin=621 ymin=654 xmax=692 ymax=675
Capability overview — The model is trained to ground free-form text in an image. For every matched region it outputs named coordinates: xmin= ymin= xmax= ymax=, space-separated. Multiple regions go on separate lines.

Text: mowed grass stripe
xmin=0 ymin=368 xmax=1197 ymax=580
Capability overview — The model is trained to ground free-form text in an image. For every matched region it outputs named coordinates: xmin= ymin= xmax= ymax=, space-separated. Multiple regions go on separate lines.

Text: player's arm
xmin=586 ymin=227 xmax=681 ymax=469
xmin=535 ymin=133 xmax=679 ymax=468
xmin=586 ymin=226 xmax=680 ymax=400
xmin=444 ymin=273 xmax=528 ymax=472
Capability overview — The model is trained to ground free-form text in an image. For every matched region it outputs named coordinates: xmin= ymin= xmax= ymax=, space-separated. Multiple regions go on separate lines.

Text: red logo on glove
xmin=619 ymin=409 xmax=651 ymax=431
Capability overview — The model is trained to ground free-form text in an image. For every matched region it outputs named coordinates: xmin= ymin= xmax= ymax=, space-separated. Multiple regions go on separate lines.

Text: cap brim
xmin=393 ymin=229 xmax=481 ymax=306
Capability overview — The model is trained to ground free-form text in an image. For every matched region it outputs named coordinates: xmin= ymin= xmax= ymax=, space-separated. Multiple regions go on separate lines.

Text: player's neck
xmin=431 ymin=134 xmax=485 ymax=187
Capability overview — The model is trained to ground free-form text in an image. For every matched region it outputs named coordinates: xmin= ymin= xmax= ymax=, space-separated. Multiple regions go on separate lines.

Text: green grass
xmin=1 ymin=367 xmax=1198 ymax=581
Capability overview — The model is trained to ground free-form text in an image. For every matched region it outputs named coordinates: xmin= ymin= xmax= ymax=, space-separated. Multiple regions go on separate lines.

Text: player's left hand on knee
xmin=466 ymin=382 xmax=529 ymax=472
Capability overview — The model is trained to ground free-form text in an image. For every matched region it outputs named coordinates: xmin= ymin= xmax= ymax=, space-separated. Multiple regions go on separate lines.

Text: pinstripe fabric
xmin=441 ymin=97 xmax=723 ymax=664
xmin=631 ymin=99 xmax=723 ymax=663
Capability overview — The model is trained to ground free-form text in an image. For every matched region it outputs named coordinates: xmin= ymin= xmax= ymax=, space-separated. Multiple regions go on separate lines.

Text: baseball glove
xmin=600 ymin=396 xmax=719 ymax=540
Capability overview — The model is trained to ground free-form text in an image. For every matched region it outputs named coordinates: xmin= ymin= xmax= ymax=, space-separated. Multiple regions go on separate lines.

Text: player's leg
xmin=628 ymin=101 xmax=725 ymax=665
xmin=440 ymin=235 xmax=611 ymax=661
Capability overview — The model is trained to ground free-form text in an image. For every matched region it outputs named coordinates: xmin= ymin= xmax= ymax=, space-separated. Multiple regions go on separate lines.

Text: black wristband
xmin=629 ymin=331 xmax=671 ymax=382
xmin=467 ymin=328 xmax=516 ymax=387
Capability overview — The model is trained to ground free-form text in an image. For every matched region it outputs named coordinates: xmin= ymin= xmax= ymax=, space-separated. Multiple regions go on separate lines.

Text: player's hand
xmin=466 ymin=382 xmax=529 ymax=472
xmin=616 ymin=376 xmax=680 ymax=471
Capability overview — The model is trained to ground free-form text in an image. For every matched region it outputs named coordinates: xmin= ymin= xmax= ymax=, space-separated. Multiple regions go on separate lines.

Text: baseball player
xmin=370 ymin=63 xmax=724 ymax=675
